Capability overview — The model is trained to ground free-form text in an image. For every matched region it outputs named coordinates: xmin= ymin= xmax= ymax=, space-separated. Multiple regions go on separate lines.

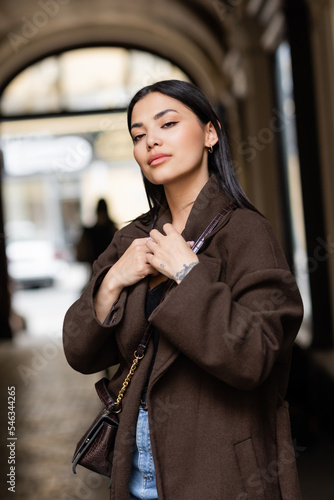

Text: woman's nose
xmin=146 ymin=131 xmax=162 ymax=150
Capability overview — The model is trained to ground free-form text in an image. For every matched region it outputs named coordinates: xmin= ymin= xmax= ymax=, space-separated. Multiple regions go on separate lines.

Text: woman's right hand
xmin=105 ymin=237 xmax=159 ymax=290
xmin=94 ymin=238 xmax=158 ymax=322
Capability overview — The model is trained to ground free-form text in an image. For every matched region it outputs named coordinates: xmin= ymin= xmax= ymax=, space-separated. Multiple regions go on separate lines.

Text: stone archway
xmin=0 ymin=0 xmax=230 ymax=102
xmin=0 ymin=0 xmax=234 ymax=338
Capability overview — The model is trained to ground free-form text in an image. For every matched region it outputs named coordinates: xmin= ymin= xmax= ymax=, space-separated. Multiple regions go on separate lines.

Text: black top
xmin=141 ymin=280 xmax=167 ymax=406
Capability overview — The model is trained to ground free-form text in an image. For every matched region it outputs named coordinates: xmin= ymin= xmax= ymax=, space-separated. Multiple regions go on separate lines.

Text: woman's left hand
xmin=146 ymin=223 xmax=199 ymax=284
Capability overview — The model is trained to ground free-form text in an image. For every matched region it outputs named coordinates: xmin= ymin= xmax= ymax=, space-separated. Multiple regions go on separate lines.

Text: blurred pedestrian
xmin=76 ymin=198 xmax=117 ymax=266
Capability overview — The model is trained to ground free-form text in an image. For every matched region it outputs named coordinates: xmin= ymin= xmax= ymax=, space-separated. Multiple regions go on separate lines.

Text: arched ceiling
xmin=0 ymin=0 xmax=286 ymax=105
xmin=0 ymin=0 xmax=244 ymax=104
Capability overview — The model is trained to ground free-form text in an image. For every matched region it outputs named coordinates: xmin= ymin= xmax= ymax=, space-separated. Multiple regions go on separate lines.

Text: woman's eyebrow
xmin=154 ymin=108 xmax=178 ymax=120
xmin=131 ymin=109 xmax=179 ymax=130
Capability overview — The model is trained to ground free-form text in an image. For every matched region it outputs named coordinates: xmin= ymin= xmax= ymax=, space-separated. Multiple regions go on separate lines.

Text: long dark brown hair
xmin=127 ymin=80 xmax=256 ymax=223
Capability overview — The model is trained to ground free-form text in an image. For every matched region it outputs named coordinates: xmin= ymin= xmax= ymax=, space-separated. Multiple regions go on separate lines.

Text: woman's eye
xmin=162 ymin=121 xmax=178 ymax=129
xmin=132 ymin=134 xmax=144 ymax=143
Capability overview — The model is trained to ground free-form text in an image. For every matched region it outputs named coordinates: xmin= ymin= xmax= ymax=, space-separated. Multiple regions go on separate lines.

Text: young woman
xmin=63 ymin=80 xmax=303 ymax=500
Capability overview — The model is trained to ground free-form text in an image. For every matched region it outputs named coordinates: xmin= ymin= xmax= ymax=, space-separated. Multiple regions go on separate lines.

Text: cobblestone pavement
xmin=0 ymin=335 xmax=334 ymax=500
xmin=0 ymin=336 xmax=109 ymax=500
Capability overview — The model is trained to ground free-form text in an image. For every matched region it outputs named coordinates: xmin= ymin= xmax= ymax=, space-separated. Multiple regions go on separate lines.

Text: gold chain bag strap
xmin=71 ymin=204 xmax=236 ymax=481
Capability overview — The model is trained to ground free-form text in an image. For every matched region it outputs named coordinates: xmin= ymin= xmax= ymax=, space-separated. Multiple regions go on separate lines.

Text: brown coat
xmin=63 ymin=175 xmax=303 ymax=500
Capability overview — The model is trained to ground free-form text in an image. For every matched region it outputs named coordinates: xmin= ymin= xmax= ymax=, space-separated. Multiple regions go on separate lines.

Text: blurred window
xmin=0 ymin=47 xmax=189 ymax=335
xmin=1 ymin=47 xmax=189 ymax=115
xmin=275 ymin=42 xmax=312 ymax=347
xmin=0 ymin=47 xmax=190 ymax=243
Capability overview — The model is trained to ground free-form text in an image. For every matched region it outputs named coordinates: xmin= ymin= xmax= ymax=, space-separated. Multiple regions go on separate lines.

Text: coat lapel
xmin=147 ymin=175 xmax=235 ymax=386
xmin=115 ymin=279 xmax=149 ymax=366
xmin=182 ymin=174 xmax=234 ymax=243
xmin=133 ymin=175 xmax=234 ymax=242
xmin=120 ymin=175 xmax=235 ymax=376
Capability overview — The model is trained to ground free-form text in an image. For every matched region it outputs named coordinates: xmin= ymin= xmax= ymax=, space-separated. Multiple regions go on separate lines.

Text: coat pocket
xmin=234 ymin=437 xmax=266 ymax=500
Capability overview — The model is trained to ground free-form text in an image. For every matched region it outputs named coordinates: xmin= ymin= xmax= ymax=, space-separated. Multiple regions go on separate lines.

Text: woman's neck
xmin=164 ymin=171 xmax=209 ymax=233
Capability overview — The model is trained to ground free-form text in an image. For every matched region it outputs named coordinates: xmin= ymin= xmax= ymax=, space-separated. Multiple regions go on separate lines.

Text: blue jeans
xmin=129 ymin=407 xmax=159 ymax=500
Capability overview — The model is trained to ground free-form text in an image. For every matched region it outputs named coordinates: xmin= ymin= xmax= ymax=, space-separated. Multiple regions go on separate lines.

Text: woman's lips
xmin=148 ymin=154 xmax=171 ymax=166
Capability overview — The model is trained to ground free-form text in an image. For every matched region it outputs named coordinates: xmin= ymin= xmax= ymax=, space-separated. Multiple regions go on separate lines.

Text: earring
xmin=208 ymin=145 xmax=213 ymax=153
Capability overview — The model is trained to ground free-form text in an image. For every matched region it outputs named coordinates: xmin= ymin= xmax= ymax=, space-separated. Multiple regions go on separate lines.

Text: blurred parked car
xmin=5 ymin=221 xmax=69 ymax=290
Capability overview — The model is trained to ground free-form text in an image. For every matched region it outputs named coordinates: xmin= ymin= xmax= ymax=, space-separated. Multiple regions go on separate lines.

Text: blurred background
xmin=0 ymin=0 xmax=333 ymax=498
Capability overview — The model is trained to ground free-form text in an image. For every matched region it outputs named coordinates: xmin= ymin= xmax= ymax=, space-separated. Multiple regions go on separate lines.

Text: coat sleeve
xmin=149 ymin=210 xmax=304 ymax=390
xmin=62 ymin=230 xmax=127 ymax=374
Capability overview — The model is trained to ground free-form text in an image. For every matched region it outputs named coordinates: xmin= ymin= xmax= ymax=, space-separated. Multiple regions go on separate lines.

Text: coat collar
xmin=134 ymin=174 xmax=233 ymax=243
xmin=126 ymin=175 xmax=234 ymax=381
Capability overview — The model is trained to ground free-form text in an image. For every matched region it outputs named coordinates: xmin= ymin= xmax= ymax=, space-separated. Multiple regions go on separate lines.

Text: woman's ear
xmin=205 ymin=121 xmax=219 ymax=148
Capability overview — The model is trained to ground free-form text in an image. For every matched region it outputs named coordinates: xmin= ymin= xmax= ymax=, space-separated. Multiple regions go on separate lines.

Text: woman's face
xmin=130 ymin=92 xmax=217 ymax=187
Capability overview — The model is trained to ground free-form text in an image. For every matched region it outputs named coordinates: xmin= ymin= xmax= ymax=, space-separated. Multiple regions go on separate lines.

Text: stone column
xmin=235 ymin=42 xmax=285 ymax=244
